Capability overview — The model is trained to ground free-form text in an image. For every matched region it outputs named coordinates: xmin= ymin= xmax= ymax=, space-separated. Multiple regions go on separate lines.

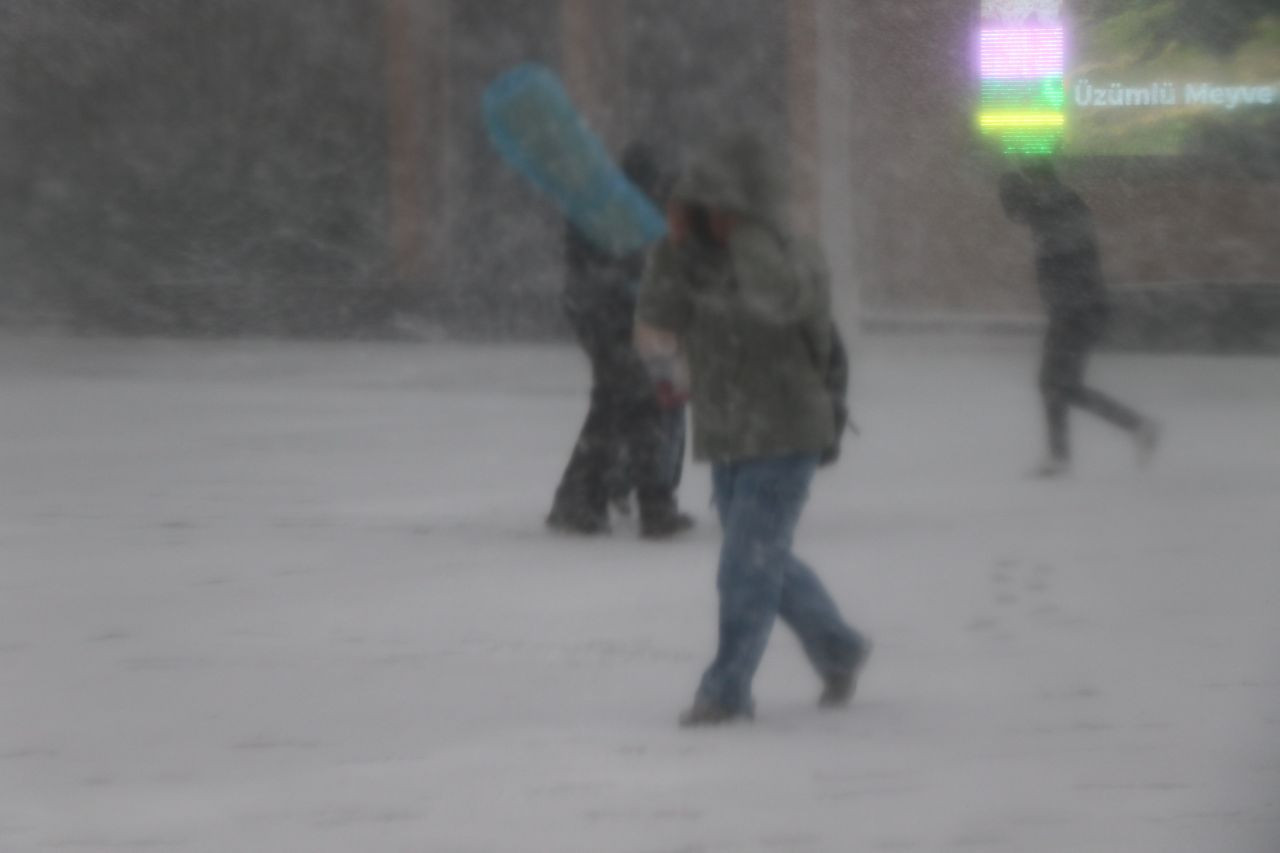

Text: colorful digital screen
xmin=979 ymin=1 xmax=1280 ymax=159
xmin=979 ymin=0 xmax=1067 ymax=156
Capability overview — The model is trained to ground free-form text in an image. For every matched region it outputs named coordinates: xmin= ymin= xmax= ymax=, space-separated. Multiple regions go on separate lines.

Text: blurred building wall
xmin=0 ymin=1 xmax=395 ymax=335
xmin=0 ymin=1 xmax=1275 ymax=337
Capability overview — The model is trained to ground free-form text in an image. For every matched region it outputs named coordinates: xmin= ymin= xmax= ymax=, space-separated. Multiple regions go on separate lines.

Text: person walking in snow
xmin=999 ymin=159 xmax=1159 ymax=477
xmin=635 ymin=131 xmax=871 ymax=726
xmin=546 ymin=142 xmax=694 ymax=539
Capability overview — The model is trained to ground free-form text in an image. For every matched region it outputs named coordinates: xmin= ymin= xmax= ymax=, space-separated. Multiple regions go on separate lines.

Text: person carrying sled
xmin=999 ymin=159 xmax=1160 ymax=477
xmin=546 ymin=142 xmax=694 ymax=538
xmin=635 ymin=131 xmax=871 ymax=726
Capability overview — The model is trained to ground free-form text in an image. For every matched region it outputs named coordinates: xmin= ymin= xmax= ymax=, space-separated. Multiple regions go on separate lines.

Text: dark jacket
xmin=1001 ymin=171 xmax=1108 ymax=322
xmin=562 ymin=224 xmax=640 ymax=343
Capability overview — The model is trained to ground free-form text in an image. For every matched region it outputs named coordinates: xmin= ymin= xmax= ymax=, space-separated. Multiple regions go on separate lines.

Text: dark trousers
xmin=1039 ymin=314 xmax=1144 ymax=461
xmin=551 ymin=315 xmax=683 ymax=522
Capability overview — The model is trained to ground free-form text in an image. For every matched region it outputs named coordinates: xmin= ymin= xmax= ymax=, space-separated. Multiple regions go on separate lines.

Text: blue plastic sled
xmin=483 ymin=63 xmax=667 ymax=256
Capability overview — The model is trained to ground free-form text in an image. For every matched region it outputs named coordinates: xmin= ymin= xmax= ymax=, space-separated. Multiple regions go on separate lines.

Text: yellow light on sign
xmin=978 ymin=112 xmax=1066 ymax=129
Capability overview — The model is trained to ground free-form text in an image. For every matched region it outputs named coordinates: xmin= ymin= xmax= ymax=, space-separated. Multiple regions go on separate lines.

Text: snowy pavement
xmin=2 ymin=332 xmax=1278 ymax=852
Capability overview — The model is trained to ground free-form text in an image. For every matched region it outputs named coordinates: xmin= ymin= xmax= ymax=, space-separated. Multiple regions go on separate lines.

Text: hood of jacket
xmin=669 ymin=132 xmax=788 ymax=229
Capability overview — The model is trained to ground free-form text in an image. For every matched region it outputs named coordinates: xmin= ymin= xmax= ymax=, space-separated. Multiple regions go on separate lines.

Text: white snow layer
xmin=1 ymin=332 xmax=1277 ymax=853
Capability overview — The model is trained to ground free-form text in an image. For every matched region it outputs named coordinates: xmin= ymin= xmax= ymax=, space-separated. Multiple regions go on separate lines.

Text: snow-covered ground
xmin=2 ymin=332 xmax=1278 ymax=853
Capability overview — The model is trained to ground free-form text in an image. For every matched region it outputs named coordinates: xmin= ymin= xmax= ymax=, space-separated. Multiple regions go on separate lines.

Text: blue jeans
xmin=695 ymin=453 xmax=865 ymax=715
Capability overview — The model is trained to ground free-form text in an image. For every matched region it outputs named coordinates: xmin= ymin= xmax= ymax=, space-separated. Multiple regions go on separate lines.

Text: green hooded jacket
xmin=636 ymin=133 xmax=836 ymax=464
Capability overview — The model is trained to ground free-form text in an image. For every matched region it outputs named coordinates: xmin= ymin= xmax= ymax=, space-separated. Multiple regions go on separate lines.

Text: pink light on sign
xmin=981 ymin=28 xmax=1065 ymax=79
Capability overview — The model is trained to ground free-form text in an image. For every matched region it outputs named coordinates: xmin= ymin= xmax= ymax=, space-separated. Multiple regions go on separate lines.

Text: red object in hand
xmin=654 ymin=379 xmax=689 ymax=410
